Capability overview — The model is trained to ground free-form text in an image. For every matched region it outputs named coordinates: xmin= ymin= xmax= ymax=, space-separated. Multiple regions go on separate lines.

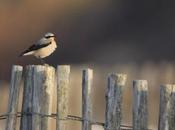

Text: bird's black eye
xmin=45 ymin=35 xmax=55 ymax=39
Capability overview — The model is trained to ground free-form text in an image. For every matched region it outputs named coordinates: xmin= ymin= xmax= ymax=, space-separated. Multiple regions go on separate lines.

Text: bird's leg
xmin=39 ymin=57 xmax=49 ymax=66
xmin=39 ymin=58 xmax=45 ymax=65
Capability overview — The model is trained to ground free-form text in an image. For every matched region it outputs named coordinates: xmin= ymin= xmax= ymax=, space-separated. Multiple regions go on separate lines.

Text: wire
xmin=0 ymin=112 xmax=152 ymax=130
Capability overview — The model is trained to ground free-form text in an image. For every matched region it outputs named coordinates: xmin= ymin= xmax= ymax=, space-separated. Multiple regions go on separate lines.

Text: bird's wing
xmin=19 ymin=41 xmax=51 ymax=56
xmin=27 ymin=41 xmax=51 ymax=51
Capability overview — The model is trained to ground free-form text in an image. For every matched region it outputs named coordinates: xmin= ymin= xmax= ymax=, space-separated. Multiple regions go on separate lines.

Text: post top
xmin=133 ymin=80 xmax=148 ymax=91
xmin=108 ymin=73 xmax=127 ymax=86
xmin=12 ymin=65 xmax=23 ymax=71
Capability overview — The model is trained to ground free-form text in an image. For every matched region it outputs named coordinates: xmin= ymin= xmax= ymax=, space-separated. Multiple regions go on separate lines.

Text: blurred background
xmin=0 ymin=0 xmax=175 ymax=129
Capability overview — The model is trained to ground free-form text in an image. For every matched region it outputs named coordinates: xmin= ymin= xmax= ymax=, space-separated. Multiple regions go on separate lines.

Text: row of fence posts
xmin=3 ymin=65 xmax=175 ymax=130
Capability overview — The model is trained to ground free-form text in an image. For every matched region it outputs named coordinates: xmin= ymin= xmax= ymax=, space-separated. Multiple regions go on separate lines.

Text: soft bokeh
xmin=0 ymin=0 xmax=175 ymax=129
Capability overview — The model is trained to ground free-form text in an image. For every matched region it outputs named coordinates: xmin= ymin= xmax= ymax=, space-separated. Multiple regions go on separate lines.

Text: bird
xmin=19 ymin=32 xmax=57 ymax=64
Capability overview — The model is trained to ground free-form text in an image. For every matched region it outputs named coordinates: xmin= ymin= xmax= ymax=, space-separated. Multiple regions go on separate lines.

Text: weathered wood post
xmin=158 ymin=84 xmax=175 ymax=130
xmin=133 ymin=80 xmax=148 ymax=130
xmin=40 ymin=65 xmax=55 ymax=130
xmin=20 ymin=65 xmax=33 ymax=130
xmin=82 ymin=69 xmax=93 ymax=130
xmin=56 ymin=65 xmax=70 ymax=130
xmin=105 ymin=73 xmax=127 ymax=130
xmin=20 ymin=65 xmax=55 ymax=130
xmin=5 ymin=65 xmax=23 ymax=130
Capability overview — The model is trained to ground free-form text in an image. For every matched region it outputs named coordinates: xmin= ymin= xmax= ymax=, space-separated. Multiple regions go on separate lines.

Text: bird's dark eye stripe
xmin=45 ymin=35 xmax=55 ymax=38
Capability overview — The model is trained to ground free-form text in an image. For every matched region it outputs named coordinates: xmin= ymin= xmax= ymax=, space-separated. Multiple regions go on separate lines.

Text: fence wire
xmin=0 ymin=112 xmax=152 ymax=130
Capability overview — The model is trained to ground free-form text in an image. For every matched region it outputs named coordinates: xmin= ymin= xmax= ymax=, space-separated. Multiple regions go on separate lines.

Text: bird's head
xmin=44 ymin=32 xmax=56 ymax=40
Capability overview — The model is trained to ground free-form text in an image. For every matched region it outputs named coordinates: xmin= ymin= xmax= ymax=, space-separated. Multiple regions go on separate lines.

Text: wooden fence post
xmin=56 ymin=65 xmax=70 ymax=130
xmin=20 ymin=65 xmax=33 ymax=130
xmin=5 ymin=65 xmax=23 ymax=130
xmin=40 ymin=66 xmax=55 ymax=130
xmin=20 ymin=65 xmax=55 ymax=130
xmin=82 ymin=69 xmax=93 ymax=130
xmin=158 ymin=84 xmax=175 ymax=130
xmin=133 ymin=80 xmax=148 ymax=130
xmin=105 ymin=73 xmax=127 ymax=130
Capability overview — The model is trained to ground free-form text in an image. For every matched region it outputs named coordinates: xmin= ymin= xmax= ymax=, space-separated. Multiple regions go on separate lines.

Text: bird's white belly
xmin=34 ymin=42 xmax=57 ymax=58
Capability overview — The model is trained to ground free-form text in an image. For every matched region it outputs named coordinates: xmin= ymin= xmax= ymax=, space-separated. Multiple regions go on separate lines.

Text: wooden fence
xmin=1 ymin=65 xmax=175 ymax=130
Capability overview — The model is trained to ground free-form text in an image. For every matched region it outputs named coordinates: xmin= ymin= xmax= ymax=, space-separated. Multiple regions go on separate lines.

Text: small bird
xmin=19 ymin=32 xmax=57 ymax=64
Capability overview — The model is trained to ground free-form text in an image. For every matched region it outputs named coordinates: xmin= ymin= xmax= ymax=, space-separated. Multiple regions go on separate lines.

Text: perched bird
xmin=19 ymin=32 xmax=57 ymax=64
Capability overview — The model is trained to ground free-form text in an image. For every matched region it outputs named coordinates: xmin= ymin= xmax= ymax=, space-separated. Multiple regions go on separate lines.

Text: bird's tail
xmin=19 ymin=51 xmax=34 ymax=57
xmin=18 ymin=52 xmax=24 ymax=57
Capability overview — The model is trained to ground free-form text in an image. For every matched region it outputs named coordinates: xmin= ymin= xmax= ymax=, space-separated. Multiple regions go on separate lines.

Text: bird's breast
xmin=34 ymin=41 xmax=57 ymax=58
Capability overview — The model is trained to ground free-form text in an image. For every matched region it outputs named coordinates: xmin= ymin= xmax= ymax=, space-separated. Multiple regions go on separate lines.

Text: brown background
xmin=0 ymin=0 xmax=175 ymax=129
